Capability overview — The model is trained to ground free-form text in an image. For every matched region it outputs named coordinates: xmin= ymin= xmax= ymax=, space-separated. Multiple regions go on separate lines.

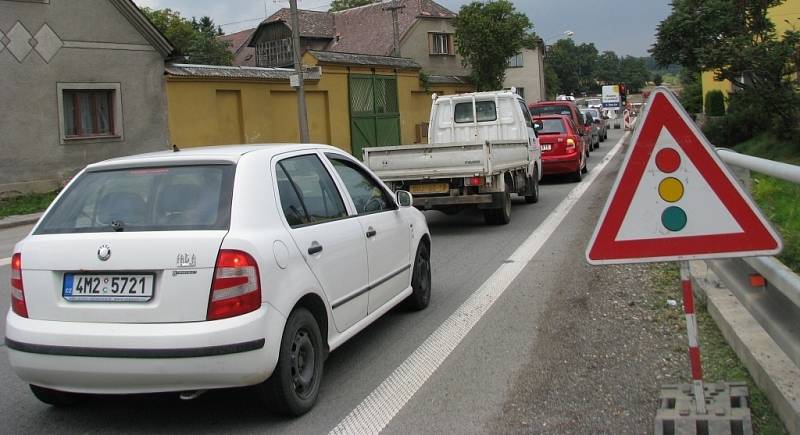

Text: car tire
xmin=572 ymin=159 xmax=584 ymax=182
xmin=260 ymin=307 xmax=324 ymax=416
xmin=30 ymin=385 xmax=80 ymax=406
xmin=524 ymin=168 xmax=539 ymax=204
xmin=405 ymin=242 xmax=431 ymax=311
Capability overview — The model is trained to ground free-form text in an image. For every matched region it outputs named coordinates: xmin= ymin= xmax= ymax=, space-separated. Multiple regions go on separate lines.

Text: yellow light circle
xmin=658 ymin=177 xmax=684 ymax=203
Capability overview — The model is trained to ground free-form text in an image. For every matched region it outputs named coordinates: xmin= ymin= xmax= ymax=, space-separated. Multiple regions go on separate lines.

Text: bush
xmin=703 ymin=89 xmax=773 ymax=147
xmin=704 ymin=90 xmax=726 ymax=116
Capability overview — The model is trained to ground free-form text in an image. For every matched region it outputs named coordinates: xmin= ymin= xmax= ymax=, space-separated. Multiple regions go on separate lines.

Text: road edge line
xmin=329 ymin=132 xmax=630 ymax=435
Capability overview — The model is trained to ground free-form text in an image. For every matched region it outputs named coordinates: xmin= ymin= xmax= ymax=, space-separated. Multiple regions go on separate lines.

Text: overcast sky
xmin=133 ymin=0 xmax=672 ymax=57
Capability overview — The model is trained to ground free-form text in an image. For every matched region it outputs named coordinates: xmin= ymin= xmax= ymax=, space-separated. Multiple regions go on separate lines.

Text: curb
xmin=690 ymin=260 xmax=800 ymax=433
xmin=0 ymin=212 xmax=42 ymax=230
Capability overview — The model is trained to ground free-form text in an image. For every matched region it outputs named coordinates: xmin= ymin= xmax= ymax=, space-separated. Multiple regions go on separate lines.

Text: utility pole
xmin=289 ymin=0 xmax=310 ymax=143
xmin=384 ymin=0 xmax=405 ymax=57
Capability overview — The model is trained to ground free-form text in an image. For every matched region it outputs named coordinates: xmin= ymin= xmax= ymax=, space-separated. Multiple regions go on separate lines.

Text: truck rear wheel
xmin=484 ymin=192 xmax=511 ymax=225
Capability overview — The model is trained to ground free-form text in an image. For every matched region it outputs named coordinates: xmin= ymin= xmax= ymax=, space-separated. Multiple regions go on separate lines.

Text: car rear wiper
xmin=111 ymin=220 xmax=125 ymax=232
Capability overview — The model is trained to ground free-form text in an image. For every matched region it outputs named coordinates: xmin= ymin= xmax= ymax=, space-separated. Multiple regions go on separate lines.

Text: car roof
xmin=533 ymin=114 xmax=570 ymax=120
xmin=530 ymin=100 xmax=577 ymax=108
xmin=86 ymin=144 xmax=344 ymax=170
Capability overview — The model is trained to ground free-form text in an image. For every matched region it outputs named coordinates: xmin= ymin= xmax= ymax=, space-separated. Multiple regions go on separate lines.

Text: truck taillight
xmin=10 ymin=253 xmax=27 ymax=318
xmin=466 ymin=176 xmax=484 ymax=186
xmin=207 ymin=250 xmax=261 ymax=321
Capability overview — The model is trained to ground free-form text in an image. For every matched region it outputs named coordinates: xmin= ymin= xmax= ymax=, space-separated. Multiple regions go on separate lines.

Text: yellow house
xmin=701 ymin=0 xmax=800 ymax=109
xmin=165 ymin=50 xmax=472 ymax=157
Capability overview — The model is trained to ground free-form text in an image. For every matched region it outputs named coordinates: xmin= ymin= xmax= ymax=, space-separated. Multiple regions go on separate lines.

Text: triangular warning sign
xmin=586 ymin=87 xmax=782 ymax=265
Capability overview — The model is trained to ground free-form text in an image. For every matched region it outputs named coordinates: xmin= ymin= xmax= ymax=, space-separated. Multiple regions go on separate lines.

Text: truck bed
xmin=363 ymin=140 xmax=531 ymax=182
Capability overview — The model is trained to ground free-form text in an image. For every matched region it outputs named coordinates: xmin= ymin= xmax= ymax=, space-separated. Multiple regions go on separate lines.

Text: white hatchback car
xmin=5 ymin=144 xmax=431 ymax=416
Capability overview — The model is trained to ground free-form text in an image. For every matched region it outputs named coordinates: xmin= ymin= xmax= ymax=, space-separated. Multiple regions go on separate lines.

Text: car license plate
xmin=63 ymin=273 xmax=155 ymax=302
xmin=541 ymin=144 xmax=552 ymax=151
xmin=410 ymin=183 xmax=449 ymax=195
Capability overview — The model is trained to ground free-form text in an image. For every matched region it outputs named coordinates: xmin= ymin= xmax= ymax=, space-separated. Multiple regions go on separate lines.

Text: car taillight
xmin=207 ymin=250 xmax=261 ymax=321
xmin=10 ymin=253 xmax=27 ymax=318
xmin=566 ymin=138 xmax=576 ymax=151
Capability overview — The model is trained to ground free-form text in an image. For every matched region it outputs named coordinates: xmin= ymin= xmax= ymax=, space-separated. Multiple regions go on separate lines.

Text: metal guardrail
xmin=714 ymin=147 xmax=800 ymax=333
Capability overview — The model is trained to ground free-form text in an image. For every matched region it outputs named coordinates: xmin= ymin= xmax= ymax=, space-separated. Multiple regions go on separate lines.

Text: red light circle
xmin=656 ymin=148 xmax=681 ymax=173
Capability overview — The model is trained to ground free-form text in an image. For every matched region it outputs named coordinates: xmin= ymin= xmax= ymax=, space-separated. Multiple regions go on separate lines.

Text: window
xmin=36 ymin=165 xmax=234 ymax=234
xmin=62 ymin=90 xmax=115 ymax=138
xmin=536 ymin=119 xmax=567 ymax=134
xmin=508 ymin=52 xmax=523 ymax=68
xmin=276 ymin=155 xmax=347 ymax=227
xmin=454 ymin=101 xmax=497 ymax=123
xmin=327 ymin=155 xmax=394 ymax=215
xmin=429 ymin=33 xmax=453 ymax=55
xmin=518 ymin=100 xmax=533 ymax=129
xmin=255 ymin=37 xmax=293 ymax=67
xmin=57 ymin=83 xmax=122 ymax=143
xmin=530 ymin=105 xmax=572 ymax=117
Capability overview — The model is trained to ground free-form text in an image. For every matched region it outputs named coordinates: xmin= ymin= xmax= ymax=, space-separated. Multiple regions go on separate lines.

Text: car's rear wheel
xmin=30 ymin=385 xmax=80 ymax=406
xmin=405 ymin=242 xmax=431 ymax=311
xmin=572 ymin=158 xmax=585 ymax=182
xmin=260 ymin=308 xmax=323 ymax=416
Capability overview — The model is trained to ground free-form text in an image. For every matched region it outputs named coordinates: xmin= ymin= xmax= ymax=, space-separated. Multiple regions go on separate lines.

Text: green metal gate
xmin=349 ymin=74 xmax=401 ymax=160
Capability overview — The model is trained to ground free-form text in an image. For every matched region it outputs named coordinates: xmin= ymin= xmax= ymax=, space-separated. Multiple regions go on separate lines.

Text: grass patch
xmin=648 ymin=263 xmax=786 ymax=433
xmin=734 ymin=134 xmax=800 ymax=273
xmin=0 ymin=191 xmax=58 ymax=219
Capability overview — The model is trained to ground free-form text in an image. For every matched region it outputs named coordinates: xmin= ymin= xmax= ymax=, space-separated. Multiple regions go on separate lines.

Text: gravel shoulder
xmin=495 ymin=262 xmax=687 ymax=433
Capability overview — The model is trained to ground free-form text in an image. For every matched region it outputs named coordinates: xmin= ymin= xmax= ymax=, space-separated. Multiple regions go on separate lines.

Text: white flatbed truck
xmin=363 ymin=90 xmax=542 ymax=225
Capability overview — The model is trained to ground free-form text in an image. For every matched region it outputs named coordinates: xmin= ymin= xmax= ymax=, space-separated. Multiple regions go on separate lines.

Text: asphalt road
xmin=0 ymin=128 xmax=630 ymax=433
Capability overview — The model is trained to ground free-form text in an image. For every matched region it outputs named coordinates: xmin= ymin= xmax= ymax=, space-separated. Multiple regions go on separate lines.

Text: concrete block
xmin=655 ymin=382 xmax=753 ymax=435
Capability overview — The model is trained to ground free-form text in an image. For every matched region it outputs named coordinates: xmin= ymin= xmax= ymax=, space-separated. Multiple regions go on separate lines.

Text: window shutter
xmin=447 ymin=34 xmax=454 ymax=55
xmin=428 ymin=33 xmax=434 ymax=54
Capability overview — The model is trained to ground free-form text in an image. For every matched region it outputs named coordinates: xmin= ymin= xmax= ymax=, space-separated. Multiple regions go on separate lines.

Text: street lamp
xmin=543 ymin=30 xmax=574 ymax=44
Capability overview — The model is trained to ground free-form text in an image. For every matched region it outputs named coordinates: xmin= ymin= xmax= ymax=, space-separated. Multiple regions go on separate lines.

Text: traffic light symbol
xmin=656 ymin=148 xmax=687 ymax=232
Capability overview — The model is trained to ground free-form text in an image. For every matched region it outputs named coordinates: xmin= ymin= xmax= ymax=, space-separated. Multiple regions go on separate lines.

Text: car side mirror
xmin=396 ymin=190 xmax=413 ymax=207
xmin=533 ymin=121 xmax=543 ymax=132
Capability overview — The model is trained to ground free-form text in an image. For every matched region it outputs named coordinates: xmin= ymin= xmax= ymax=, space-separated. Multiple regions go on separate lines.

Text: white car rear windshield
xmin=35 ymin=165 xmax=234 ymax=234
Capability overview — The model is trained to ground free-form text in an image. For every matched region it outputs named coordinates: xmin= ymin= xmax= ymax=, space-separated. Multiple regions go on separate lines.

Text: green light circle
xmin=661 ymin=206 xmax=687 ymax=232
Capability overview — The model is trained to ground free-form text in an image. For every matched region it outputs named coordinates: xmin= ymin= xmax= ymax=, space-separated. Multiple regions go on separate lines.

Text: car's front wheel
xmin=260 ymin=307 xmax=323 ymax=416
xmin=405 ymin=242 xmax=431 ymax=311
xmin=30 ymin=385 xmax=80 ymax=406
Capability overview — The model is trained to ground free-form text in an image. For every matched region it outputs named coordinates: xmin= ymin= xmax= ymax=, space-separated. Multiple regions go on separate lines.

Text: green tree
xmin=619 ymin=56 xmax=650 ymax=93
xmin=454 ymin=0 xmax=533 ymax=91
xmin=705 ymin=90 xmax=726 ymax=116
xmin=595 ymin=51 xmax=621 ymax=85
xmin=652 ymin=73 xmax=663 ymax=86
xmin=329 ymin=0 xmax=377 ymax=12
xmin=543 ymin=63 xmax=560 ymax=99
xmin=652 ymin=0 xmax=800 ymax=138
xmin=141 ymin=8 xmax=233 ymax=65
xmin=544 ymin=39 xmax=597 ymax=95
xmin=678 ymin=68 xmax=703 ymax=114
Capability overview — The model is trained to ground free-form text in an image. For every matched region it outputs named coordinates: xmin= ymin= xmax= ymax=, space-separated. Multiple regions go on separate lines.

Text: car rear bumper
xmin=542 ymin=154 xmax=581 ymax=175
xmin=4 ymin=305 xmax=285 ymax=394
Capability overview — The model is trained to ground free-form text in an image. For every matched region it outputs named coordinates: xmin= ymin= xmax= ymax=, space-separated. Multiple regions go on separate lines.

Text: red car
xmin=529 ymin=101 xmax=590 ymax=155
xmin=533 ymin=115 xmax=588 ymax=181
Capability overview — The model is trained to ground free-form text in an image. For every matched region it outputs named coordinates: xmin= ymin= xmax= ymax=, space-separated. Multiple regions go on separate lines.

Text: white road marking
xmin=330 ymin=133 xmax=630 ymax=435
xmin=0 ymin=257 xmax=10 ymax=266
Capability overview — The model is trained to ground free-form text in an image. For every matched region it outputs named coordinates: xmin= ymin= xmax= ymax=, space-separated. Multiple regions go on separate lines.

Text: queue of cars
xmin=5 ymin=90 xmax=614 ymax=417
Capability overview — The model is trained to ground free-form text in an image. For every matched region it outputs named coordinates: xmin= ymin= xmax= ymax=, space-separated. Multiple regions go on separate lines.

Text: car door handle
xmin=308 ymin=242 xmax=323 ymax=255
xmin=366 ymin=227 xmax=377 ymax=238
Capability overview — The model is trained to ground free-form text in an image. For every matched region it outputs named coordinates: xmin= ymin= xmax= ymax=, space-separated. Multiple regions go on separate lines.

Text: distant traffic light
xmin=620 ymin=83 xmax=627 ymax=104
